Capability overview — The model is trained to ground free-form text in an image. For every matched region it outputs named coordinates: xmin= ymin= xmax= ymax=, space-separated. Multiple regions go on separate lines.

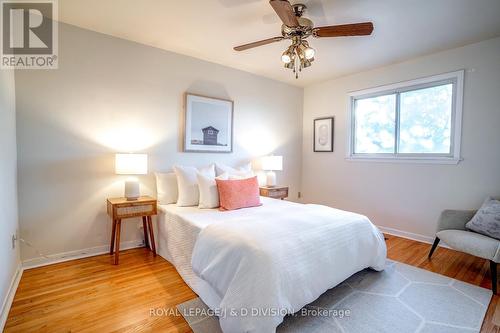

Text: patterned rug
xmin=177 ymin=260 xmax=492 ymax=333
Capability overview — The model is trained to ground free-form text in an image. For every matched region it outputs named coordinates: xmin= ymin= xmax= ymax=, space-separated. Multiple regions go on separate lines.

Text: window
xmin=348 ymin=71 xmax=464 ymax=163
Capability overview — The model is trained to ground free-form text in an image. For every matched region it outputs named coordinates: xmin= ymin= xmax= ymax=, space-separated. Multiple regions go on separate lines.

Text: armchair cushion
xmin=436 ymin=229 xmax=500 ymax=262
xmin=437 ymin=209 xmax=476 ymax=232
xmin=466 ymin=197 xmax=500 ymax=240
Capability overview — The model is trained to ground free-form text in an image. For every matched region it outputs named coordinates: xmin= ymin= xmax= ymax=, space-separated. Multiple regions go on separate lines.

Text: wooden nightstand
xmin=107 ymin=196 xmax=157 ymax=265
xmin=259 ymin=186 xmax=289 ymax=200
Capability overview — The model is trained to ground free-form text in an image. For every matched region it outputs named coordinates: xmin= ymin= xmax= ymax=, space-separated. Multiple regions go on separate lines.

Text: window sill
xmin=345 ymin=156 xmax=462 ymax=165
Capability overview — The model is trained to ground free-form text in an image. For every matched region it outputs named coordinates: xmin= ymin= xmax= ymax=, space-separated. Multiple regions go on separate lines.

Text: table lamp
xmin=261 ymin=155 xmax=283 ymax=187
xmin=115 ymin=153 xmax=148 ymax=200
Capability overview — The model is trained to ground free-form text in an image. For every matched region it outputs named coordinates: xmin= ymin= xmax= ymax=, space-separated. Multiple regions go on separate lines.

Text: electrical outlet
xmin=12 ymin=234 xmax=16 ymax=249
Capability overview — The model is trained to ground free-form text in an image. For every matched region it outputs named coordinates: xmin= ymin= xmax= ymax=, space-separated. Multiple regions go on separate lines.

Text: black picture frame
xmin=313 ymin=117 xmax=334 ymax=152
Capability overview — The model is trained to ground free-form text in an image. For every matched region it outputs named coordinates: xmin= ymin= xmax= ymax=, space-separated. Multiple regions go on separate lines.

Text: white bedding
xmin=157 ymin=198 xmax=386 ymax=333
xmin=157 ymin=202 xmax=224 ymax=308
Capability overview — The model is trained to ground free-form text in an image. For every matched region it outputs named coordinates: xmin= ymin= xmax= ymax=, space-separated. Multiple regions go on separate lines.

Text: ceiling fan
xmin=233 ymin=0 xmax=374 ymax=78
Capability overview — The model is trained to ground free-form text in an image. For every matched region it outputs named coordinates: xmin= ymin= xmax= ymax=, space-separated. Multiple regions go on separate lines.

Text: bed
xmin=157 ymin=197 xmax=387 ymax=333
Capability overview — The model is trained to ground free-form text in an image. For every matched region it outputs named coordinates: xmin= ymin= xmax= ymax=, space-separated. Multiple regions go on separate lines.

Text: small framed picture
xmin=184 ymin=93 xmax=234 ymax=153
xmin=313 ymin=117 xmax=334 ymax=152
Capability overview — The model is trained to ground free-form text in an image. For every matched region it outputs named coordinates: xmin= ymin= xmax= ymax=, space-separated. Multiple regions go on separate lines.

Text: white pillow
xmin=155 ymin=172 xmax=178 ymax=204
xmin=218 ymin=172 xmax=254 ymax=180
xmin=174 ymin=164 xmax=215 ymax=207
xmin=215 ymin=162 xmax=252 ymax=177
xmin=197 ymin=172 xmax=220 ymax=209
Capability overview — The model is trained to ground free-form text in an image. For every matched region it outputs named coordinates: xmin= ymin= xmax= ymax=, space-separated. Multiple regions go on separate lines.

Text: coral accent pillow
xmin=216 ymin=176 xmax=261 ymax=211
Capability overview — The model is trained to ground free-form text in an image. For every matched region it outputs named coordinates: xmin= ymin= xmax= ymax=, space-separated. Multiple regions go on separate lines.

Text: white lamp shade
xmin=115 ymin=153 xmax=148 ymax=175
xmin=261 ymin=155 xmax=283 ymax=171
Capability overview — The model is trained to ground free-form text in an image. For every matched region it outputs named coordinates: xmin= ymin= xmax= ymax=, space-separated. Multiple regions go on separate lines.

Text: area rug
xmin=177 ymin=260 xmax=492 ymax=333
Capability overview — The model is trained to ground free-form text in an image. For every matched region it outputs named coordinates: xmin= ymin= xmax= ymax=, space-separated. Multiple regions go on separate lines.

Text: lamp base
xmin=124 ymin=180 xmax=140 ymax=200
xmin=266 ymin=171 xmax=277 ymax=187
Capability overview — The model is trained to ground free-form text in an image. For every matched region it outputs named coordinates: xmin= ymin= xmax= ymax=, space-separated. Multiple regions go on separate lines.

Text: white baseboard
xmin=0 ymin=263 xmax=23 ymax=332
xmin=377 ymin=225 xmax=450 ymax=249
xmin=377 ymin=225 xmax=434 ymax=244
xmin=22 ymin=239 xmax=144 ymax=270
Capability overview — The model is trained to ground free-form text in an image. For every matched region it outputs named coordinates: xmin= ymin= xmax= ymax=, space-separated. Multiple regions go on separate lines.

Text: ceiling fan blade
xmin=269 ymin=0 xmax=299 ymax=27
xmin=313 ymin=22 xmax=374 ymax=38
xmin=233 ymin=37 xmax=284 ymax=51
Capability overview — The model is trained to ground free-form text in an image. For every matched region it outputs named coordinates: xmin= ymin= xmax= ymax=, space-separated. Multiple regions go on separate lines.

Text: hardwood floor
xmin=4 ymin=235 xmax=499 ymax=332
xmin=4 ymin=248 xmax=196 ymax=333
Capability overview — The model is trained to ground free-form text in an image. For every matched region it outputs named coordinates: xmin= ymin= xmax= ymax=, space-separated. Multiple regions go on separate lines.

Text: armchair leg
xmin=428 ymin=237 xmax=440 ymax=259
xmin=490 ymin=261 xmax=497 ymax=294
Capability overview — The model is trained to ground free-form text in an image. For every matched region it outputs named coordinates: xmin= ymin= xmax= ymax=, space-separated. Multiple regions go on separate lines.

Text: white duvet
xmin=191 ymin=201 xmax=387 ymax=333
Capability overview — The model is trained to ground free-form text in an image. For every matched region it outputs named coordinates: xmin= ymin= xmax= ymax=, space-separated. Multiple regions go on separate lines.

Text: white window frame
xmin=347 ymin=70 xmax=464 ymax=164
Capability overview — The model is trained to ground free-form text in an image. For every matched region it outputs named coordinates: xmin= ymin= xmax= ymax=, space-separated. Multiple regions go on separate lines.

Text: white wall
xmin=15 ymin=23 xmax=303 ymax=264
xmin=302 ymin=37 xmax=500 ymax=241
xmin=0 ymin=69 xmax=20 ymax=326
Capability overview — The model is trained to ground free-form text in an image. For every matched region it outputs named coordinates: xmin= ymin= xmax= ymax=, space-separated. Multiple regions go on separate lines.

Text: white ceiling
xmin=58 ymin=0 xmax=500 ymax=87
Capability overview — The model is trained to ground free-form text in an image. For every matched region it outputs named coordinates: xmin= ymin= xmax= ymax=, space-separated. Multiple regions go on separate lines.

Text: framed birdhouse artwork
xmin=183 ymin=93 xmax=234 ymax=153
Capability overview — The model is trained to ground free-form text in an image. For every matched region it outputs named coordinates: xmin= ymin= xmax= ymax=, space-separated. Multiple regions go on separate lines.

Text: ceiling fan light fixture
xmin=281 ymin=53 xmax=292 ymax=64
xmin=304 ymin=46 xmax=315 ymax=60
xmin=281 ymin=53 xmax=292 ymax=65
xmin=298 ymin=41 xmax=315 ymax=60
xmin=281 ymin=45 xmax=295 ymax=64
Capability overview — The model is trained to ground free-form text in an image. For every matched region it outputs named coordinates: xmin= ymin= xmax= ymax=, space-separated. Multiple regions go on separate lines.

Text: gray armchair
xmin=428 ymin=209 xmax=500 ymax=294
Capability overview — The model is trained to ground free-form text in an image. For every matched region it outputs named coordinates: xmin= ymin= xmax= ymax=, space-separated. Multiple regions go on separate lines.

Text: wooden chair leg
xmin=147 ymin=216 xmax=156 ymax=256
xmin=114 ymin=220 xmax=122 ymax=265
xmin=428 ymin=237 xmax=440 ymax=259
xmin=491 ymin=260 xmax=497 ymax=294
xmin=110 ymin=219 xmax=117 ymax=254
xmin=142 ymin=216 xmax=149 ymax=249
